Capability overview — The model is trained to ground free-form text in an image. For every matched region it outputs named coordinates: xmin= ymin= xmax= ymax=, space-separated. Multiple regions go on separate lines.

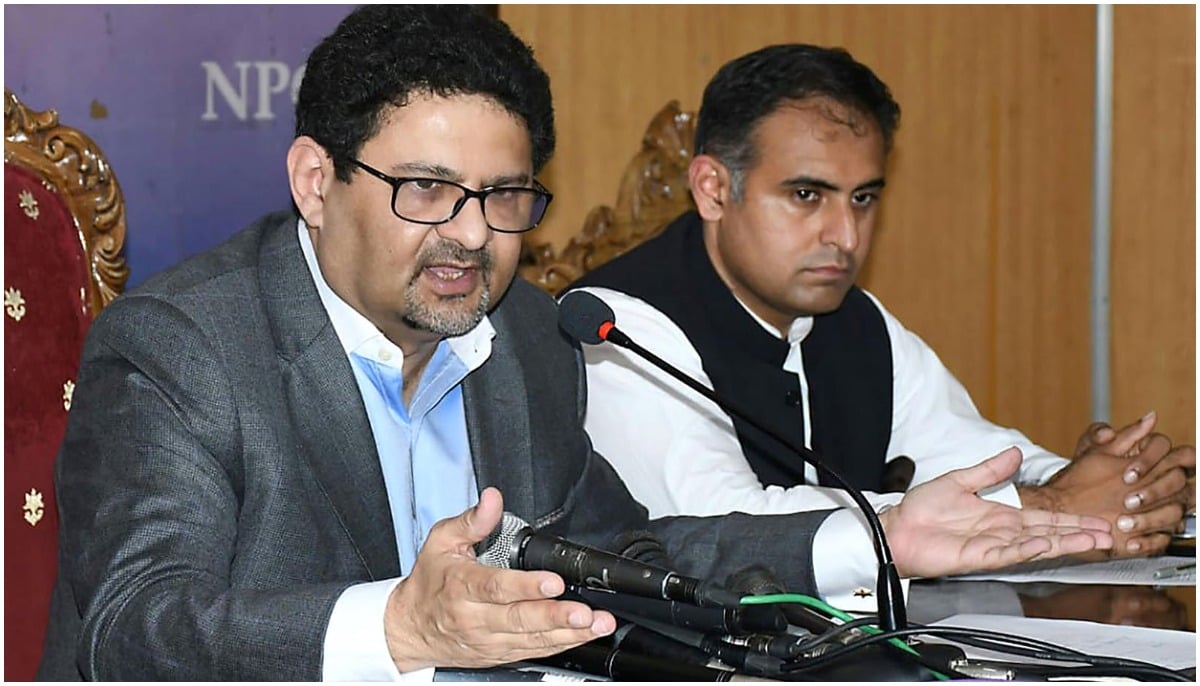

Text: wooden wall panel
xmin=502 ymin=5 xmax=1178 ymax=458
xmin=1111 ymin=5 xmax=1196 ymax=446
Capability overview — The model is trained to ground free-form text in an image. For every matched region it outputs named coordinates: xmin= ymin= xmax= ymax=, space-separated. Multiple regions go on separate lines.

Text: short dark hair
xmin=694 ymin=44 xmax=900 ymax=197
xmin=296 ymin=5 xmax=555 ymax=182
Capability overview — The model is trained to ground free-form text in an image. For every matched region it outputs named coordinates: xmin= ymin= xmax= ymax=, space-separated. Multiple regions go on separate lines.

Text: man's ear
xmin=287 ymin=136 xmax=333 ymax=228
xmin=689 ymin=155 xmax=730 ymax=222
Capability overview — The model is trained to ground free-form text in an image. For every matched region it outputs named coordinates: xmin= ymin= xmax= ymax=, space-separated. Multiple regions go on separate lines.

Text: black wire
xmin=781 ymin=624 xmax=1191 ymax=681
xmin=785 ymin=622 xmax=973 ymax=681
xmin=1026 ymin=664 xmax=1194 ymax=681
xmin=793 ymin=615 xmax=879 ymax=653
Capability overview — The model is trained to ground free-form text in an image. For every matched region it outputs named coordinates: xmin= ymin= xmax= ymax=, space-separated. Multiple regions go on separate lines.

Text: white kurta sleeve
xmin=863 ymin=290 xmax=1069 ymax=507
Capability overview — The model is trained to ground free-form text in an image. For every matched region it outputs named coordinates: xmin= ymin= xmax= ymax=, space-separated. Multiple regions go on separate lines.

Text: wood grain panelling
xmin=502 ymin=6 xmax=1128 ymax=456
xmin=1111 ymin=5 xmax=1196 ymax=446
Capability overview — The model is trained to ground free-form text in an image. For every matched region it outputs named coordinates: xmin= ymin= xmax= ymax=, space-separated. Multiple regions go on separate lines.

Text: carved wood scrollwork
xmin=4 ymin=88 xmax=129 ymax=313
xmin=520 ymin=100 xmax=698 ymax=295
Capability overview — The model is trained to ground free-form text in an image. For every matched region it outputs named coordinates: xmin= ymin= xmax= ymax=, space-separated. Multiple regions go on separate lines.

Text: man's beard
xmin=401 ymin=241 xmax=493 ymax=336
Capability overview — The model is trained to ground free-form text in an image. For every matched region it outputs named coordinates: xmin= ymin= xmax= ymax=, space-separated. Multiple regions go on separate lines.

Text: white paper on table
xmin=944 ymin=555 xmax=1196 ymax=585
xmin=929 ymin=613 xmax=1196 ymax=671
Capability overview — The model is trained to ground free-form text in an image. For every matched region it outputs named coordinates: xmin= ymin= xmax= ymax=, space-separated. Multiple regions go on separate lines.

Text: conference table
xmin=908 ymin=577 xmax=1195 ymax=632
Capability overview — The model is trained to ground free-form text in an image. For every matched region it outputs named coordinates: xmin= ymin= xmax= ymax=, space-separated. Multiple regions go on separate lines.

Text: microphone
xmin=725 ymin=565 xmax=836 ymax=636
xmin=574 ymin=587 xmax=786 ymax=635
xmin=610 ymin=529 xmax=676 ymax=568
xmin=558 ymin=289 xmax=907 ymax=632
xmin=477 ymin=511 xmax=743 ymax=608
xmin=535 ymin=641 xmax=777 ymax=682
xmin=611 ymin=621 xmax=714 ymax=666
xmin=622 ymin=616 xmax=788 ymax=677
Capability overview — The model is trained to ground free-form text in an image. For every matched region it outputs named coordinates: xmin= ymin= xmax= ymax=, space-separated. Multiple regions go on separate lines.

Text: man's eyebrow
xmin=390 ymin=161 xmax=462 ymax=182
xmin=782 ymin=175 xmax=887 ymax=192
xmin=483 ymin=172 xmax=532 ymax=188
xmin=388 ymin=163 xmax=531 ymax=188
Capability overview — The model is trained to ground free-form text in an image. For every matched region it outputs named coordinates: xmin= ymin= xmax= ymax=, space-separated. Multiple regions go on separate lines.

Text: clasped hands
xmin=1019 ymin=412 xmax=1196 ymax=558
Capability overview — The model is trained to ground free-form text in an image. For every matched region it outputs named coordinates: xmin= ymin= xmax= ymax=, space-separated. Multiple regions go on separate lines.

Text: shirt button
xmin=379 ymin=348 xmax=393 ymax=362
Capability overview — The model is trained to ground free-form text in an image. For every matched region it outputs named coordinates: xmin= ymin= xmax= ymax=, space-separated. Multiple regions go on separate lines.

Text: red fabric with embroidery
xmin=4 ymin=163 xmax=94 ymax=680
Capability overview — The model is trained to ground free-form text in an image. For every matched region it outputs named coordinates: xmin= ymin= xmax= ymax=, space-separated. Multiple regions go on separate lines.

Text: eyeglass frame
xmin=347 ymin=158 xmax=553 ymax=234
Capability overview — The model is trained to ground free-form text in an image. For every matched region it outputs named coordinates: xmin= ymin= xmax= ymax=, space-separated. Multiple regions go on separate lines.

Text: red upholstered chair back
xmin=4 ymin=88 xmax=129 ymax=681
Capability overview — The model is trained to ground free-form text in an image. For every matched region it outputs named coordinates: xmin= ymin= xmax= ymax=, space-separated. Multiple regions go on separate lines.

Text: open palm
xmin=881 ymin=447 xmax=1114 ymax=579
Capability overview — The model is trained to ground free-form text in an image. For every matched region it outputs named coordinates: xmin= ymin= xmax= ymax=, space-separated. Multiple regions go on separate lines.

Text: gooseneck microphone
xmin=557 ymin=289 xmax=907 ymax=632
xmin=478 ymin=512 xmax=743 ymax=608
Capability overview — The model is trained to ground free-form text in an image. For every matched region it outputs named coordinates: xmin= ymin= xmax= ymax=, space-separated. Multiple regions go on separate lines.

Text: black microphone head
xmin=610 ymin=529 xmax=675 ymax=569
xmin=476 ymin=511 xmax=528 ymax=569
xmin=725 ymin=564 xmax=786 ymax=596
xmin=558 ymin=290 xmax=615 ymax=345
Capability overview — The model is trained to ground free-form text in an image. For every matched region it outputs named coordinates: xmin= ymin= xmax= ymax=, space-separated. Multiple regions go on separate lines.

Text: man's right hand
xmin=382 ymin=487 xmax=616 ymax=673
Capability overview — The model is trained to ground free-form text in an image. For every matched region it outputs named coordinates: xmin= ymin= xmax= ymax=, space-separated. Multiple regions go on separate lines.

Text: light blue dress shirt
xmin=296 ymin=220 xmax=492 ymax=572
xmin=349 ymin=342 xmax=479 ymax=575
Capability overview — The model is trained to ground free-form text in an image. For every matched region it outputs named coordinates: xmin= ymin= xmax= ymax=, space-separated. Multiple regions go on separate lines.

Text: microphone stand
xmin=598 ymin=324 xmax=907 ymax=633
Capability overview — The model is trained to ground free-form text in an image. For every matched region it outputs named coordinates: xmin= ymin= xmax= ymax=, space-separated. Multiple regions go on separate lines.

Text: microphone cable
xmin=777 ymin=621 xmax=1193 ymax=681
xmin=738 ymin=593 xmax=930 ymax=666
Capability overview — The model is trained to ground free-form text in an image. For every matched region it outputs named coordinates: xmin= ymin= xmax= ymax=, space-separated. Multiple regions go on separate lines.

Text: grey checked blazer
xmin=37 ymin=211 xmax=830 ymax=680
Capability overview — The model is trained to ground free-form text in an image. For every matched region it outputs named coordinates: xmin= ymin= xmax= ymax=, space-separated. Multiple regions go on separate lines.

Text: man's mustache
xmin=414 ymin=241 xmax=492 ymax=274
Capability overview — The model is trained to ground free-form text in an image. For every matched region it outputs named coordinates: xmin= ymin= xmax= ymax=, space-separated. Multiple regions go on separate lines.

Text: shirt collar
xmin=732 ymin=292 xmax=814 ymax=346
xmin=297 ymin=218 xmax=495 ymax=371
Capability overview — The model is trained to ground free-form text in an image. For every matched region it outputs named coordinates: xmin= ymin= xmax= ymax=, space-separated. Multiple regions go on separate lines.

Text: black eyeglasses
xmin=348 ymin=158 xmax=553 ymax=234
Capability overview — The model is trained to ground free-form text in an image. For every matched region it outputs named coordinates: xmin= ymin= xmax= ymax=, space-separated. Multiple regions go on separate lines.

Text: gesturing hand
xmin=881 ymin=447 xmax=1113 ymax=580
xmin=382 ymin=487 xmax=615 ymax=673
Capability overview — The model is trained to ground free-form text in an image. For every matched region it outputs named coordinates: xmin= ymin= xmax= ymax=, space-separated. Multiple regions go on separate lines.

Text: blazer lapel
xmin=258 ymin=213 xmax=400 ymax=579
xmin=463 ymin=328 xmax=537 ymax=520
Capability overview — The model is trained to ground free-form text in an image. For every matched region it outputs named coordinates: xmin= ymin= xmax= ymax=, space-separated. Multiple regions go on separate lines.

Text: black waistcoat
xmin=571 ymin=211 xmax=894 ymax=491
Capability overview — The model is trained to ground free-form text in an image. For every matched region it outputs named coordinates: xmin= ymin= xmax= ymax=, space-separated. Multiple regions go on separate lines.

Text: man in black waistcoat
xmin=569 ymin=44 xmax=1193 ymax=607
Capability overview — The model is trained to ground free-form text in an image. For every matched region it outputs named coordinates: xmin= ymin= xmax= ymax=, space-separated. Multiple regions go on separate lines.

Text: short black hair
xmin=295 ymin=5 xmax=555 ymax=182
xmin=694 ymin=44 xmax=900 ymax=196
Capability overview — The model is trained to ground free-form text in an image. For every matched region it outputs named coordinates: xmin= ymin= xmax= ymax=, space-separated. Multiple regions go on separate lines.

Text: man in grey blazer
xmin=38 ymin=6 xmax=1112 ymax=681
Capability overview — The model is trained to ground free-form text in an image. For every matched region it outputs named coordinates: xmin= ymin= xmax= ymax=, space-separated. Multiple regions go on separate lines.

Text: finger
xmin=475 ymin=619 xmax=617 ymax=665
xmin=953 ymin=446 xmax=1022 ymax=492
xmin=1052 ymin=530 xmax=1115 ymax=555
xmin=481 ymin=597 xmax=613 ymax=635
xmin=1153 ymin=444 xmax=1197 ymax=473
xmin=466 ymin=487 xmax=505 ymax=543
xmin=425 ymin=607 xmax=616 ymax=669
xmin=1123 ymin=465 xmax=1190 ymax=512
xmin=499 ymin=624 xmax=617 ymax=659
xmin=1114 ymin=502 xmax=1186 ymax=537
xmin=1077 ymin=421 xmax=1116 ymax=455
xmin=1017 ymin=508 xmax=1112 ymax=534
xmin=1026 ymin=530 xmax=1116 ymax=562
xmin=1118 ymin=532 xmax=1172 ymax=557
xmin=1120 ymin=433 xmax=1173 ymax=484
xmin=460 ymin=565 xmax=567 ymax=605
xmin=1108 ymin=412 xmax=1158 ymax=482
xmin=424 ymin=487 xmax=505 ymax=558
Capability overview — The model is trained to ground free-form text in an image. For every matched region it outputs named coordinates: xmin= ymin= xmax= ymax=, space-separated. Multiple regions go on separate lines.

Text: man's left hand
xmin=882 ymin=447 xmax=1113 ymax=579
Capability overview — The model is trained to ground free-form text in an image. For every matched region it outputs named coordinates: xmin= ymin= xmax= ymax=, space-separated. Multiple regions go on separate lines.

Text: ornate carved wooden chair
xmin=4 ymin=88 xmax=129 ymax=680
xmin=520 ymin=100 xmax=698 ymax=295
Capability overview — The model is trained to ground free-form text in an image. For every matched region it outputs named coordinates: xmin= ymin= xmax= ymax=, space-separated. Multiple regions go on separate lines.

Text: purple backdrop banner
xmin=5 ymin=5 xmax=357 ymax=287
